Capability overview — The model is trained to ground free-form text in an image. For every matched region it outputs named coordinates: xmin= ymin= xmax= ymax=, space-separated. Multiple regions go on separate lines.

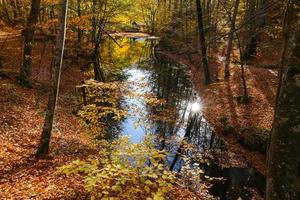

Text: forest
xmin=0 ymin=0 xmax=299 ymax=199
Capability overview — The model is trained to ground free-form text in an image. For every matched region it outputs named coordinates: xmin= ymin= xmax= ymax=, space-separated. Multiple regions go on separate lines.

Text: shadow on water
xmin=206 ymin=164 xmax=266 ymax=200
xmin=102 ymin=37 xmax=265 ymax=199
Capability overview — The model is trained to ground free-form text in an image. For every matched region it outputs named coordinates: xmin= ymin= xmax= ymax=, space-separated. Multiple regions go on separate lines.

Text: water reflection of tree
xmin=99 ymin=38 xmax=157 ymax=139
xmin=98 ymin=38 xmax=217 ymax=150
xmin=169 ymin=112 xmax=217 ymax=171
xmin=144 ymin=60 xmax=193 ymax=149
xmin=141 ymin=57 xmax=219 ymax=171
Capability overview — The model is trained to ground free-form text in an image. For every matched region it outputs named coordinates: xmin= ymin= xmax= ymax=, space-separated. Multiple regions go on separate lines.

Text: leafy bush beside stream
xmin=58 ymin=136 xmax=176 ymax=200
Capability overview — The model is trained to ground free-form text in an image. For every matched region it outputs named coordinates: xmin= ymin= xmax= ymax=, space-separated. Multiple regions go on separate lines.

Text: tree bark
xmin=224 ymin=0 xmax=240 ymax=77
xmin=0 ymin=57 xmax=3 ymax=68
xmin=19 ymin=0 xmax=41 ymax=86
xmin=76 ymin=0 xmax=82 ymax=60
xmin=36 ymin=0 xmax=69 ymax=158
xmin=243 ymin=0 xmax=257 ymax=60
xmin=196 ymin=0 xmax=211 ymax=84
xmin=266 ymin=12 xmax=300 ymax=200
xmin=91 ymin=0 xmax=105 ymax=82
xmin=77 ymin=0 xmax=82 ymax=46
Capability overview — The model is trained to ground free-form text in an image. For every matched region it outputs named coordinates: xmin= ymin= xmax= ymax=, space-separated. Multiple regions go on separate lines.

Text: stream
xmin=100 ymin=36 xmax=265 ymax=199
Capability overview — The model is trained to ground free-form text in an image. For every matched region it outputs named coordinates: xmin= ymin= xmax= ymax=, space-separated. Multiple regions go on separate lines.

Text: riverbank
xmin=0 ymin=30 xmax=98 ymax=198
xmin=0 ymin=24 xmax=275 ymax=198
xmin=155 ymin=46 xmax=278 ymax=176
xmin=0 ymin=31 xmax=212 ymax=199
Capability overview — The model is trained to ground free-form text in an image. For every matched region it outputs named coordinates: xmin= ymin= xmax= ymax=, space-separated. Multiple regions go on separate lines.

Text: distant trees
xmin=36 ymin=0 xmax=69 ymax=157
xmin=152 ymin=0 xmax=289 ymax=82
xmin=89 ymin=0 xmax=132 ymax=81
xmin=0 ymin=0 xmax=26 ymax=23
xmin=138 ymin=0 xmax=159 ymax=35
xmin=19 ymin=0 xmax=41 ymax=86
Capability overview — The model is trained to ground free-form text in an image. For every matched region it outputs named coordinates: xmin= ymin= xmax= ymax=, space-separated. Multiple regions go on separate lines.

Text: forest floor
xmin=0 ymin=24 xmax=277 ymax=198
xmin=156 ymin=39 xmax=279 ymax=176
xmin=0 ymin=27 xmax=96 ymax=199
xmin=0 ymin=29 xmax=207 ymax=199
xmin=0 ymin=24 xmax=284 ymax=199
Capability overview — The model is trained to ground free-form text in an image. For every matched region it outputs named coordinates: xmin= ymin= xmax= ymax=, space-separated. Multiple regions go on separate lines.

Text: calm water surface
xmin=101 ymin=37 xmax=265 ymax=200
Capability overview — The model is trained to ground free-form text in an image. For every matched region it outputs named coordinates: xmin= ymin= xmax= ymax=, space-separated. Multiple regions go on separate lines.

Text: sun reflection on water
xmin=191 ymin=101 xmax=202 ymax=113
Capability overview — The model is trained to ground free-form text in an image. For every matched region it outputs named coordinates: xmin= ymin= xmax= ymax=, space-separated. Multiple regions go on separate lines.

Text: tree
xmin=195 ymin=0 xmax=211 ymax=85
xmin=91 ymin=0 xmax=106 ymax=82
xmin=224 ymin=0 xmax=240 ymax=78
xmin=0 ymin=55 xmax=3 ymax=68
xmin=243 ymin=0 xmax=257 ymax=60
xmin=88 ymin=0 xmax=133 ymax=82
xmin=36 ymin=0 xmax=69 ymax=157
xmin=138 ymin=0 xmax=159 ymax=35
xmin=266 ymin=4 xmax=300 ymax=199
xmin=76 ymin=0 xmax=82 ymax=48
xmin=19 ymin=0 xmax=41 ymax=86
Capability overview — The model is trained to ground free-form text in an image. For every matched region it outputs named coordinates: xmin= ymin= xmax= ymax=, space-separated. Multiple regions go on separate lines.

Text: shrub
xmin=58 ymin=136 xmax=176 ymax=199
xmin=76 ymin=80 xmax=127 ymax=138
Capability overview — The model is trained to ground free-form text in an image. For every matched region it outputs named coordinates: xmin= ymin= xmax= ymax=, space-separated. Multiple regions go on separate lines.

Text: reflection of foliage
xmin=145 ymin=60 xmax=193 ymax=138
xmin=77 ymin=79 xmax=127 ymax=138
xmin=58 ymin=135 xmax=176 ymax=199
xmin=146 ymin=96 xmax=177 ymax=125
xmin=101 ymin=38 xmax=155 ymax=80
xmin=102 ymin=39 xmax=142 ymax=65
xmin=145 ymin=96 xmax=166 ymax=106
xmin=151 ymin=105 xmax=177 ymax=128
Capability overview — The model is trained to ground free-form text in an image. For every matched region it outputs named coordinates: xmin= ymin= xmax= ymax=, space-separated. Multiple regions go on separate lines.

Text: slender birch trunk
xmin=36 ymin=0 xmax=69 ymax=158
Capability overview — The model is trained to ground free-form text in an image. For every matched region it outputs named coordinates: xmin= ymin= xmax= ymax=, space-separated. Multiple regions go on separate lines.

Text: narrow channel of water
xmin=102 ymin=37 xmax=265 ymax=200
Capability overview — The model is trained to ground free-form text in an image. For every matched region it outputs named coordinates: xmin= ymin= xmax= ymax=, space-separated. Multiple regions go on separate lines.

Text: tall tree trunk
xmin=77 ymin=0 xmax=82 ymax=46
xmin=172 ymin=0 xmax=179 ymax=33
xmin=243 ymin=0 xmax=257 ymax=60
xmin=19 ymin=0 xmax=41 ymax=86
xmin=266 ymin=9 xmax=300 ymax=200
xmin=196 ymin=0 xmax=211 ymax=84
xmin=0 ymin=57 xmax=3 ymax=68
xmin=76 ymin=0 xmax=82 ymax=60
xmin=236 ymin=30 xmax=249 ymax=102
xmin=93 ymin=41 xmax=105 ymax=82
xmin=240 ymin=62 xmax=249 ymax=101
xmin=275 ymin=0 xmax=292 ymax=110
xmin=224 ymin=0 xmax=240 ymax=77
xmin=205 ymin=0 xmax=211 ymax=54
xmin=91 ymin=0 xmax=103 ymax=81
xmin=50 ymin=6 xmax=57 ymax=34
xmin=36 ymin=0 xmax=69 ymax=158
